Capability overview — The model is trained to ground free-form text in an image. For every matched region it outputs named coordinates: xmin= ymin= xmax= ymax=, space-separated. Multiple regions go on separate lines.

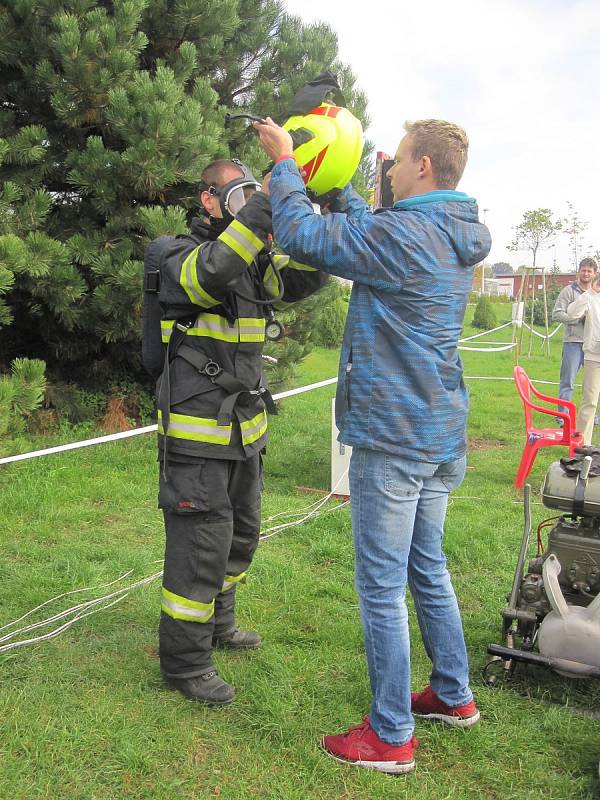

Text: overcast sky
xmin=282 ymin=0 xmax=599 ymax=270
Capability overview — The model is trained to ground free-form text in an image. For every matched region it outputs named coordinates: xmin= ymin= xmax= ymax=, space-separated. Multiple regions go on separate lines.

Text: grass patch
xmin=0 ymin=308 xmax=599 ymax=799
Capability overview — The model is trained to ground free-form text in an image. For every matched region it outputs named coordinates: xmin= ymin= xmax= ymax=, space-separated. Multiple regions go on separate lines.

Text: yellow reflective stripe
xmin=180 ymin=247 xmax=220 ymax=307
xmin=161 ymin=316 xmax=265 ymax=344
xmin=158 ymin=410 xmax=232 ymax=445
xmin=240 ymin=410 xmax=268 ymax=446
xmin=238 ymin=317 xmax=265 ymax=342
xmin=161 ymin=319 xmax=174 ymax=342
xmin=262 ymin=263 xmax=280 ymax=299
xmin=272 ymin=253 xmax=317 ymax=272
xmin=221 ymin=571 xmax=247 ymax=592
xmin=218 ymin=219 xmax=264 ymax=265
xmin=287 ymin=258 xmax=318 ymax=272
xmin=230 ymin=219 xmax=264 ymax=253
xmin=161 ymin=587 xmax=214 ymax=623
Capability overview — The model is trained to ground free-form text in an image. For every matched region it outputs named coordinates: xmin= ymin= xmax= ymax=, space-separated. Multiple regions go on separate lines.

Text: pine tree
xmin=0 ymin=357 xmax=46 ymax=450
xmin=0 ymin=0 xmax=371 ymax=386
xmin=472 ymin=294 xmax=497 ymax=330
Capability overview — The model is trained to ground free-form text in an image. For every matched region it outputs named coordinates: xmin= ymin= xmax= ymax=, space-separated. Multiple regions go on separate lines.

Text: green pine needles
xmin=0 ymin=0 xmax=372 ymax=388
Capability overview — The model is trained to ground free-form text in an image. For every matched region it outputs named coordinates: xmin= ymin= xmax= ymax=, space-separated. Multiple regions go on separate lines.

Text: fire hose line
xmin=0 ymin=490 xmax=350 ymax=654
xmin=0 ymin=467 xmax=485 ymax=654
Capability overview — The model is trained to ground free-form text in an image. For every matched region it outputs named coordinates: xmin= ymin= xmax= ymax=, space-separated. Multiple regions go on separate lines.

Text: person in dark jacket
xmin=255 ymin=118 xmax=491 ymax=773
xmin=149 ymin=158 xmax=326 ymax=705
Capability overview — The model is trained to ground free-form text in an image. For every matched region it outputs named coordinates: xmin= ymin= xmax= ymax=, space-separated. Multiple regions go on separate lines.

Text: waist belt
xmin=175 ymin=343 xmax=277 ymax=426
xmin=158 ymin=322 xmax=276 ymax=477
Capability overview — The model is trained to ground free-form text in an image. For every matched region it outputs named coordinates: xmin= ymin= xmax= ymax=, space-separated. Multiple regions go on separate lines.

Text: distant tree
xmin=563 ymin=201 xmax=588 ymax=270
xmin=508 ymin=209 xmax=562 ymax=269
xmin=491 ymin=261 xmax=512 ymax=276
xmin=472 ymin=294 xmax=497 ymax=329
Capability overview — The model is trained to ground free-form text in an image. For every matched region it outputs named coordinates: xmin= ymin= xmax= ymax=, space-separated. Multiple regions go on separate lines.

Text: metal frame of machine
xmin=487 ymin=455 xmax=600 ymax=682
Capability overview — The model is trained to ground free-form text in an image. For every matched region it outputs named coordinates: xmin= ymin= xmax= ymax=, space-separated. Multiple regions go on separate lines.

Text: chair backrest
xmin=514 ymin=366 xmax=534 ymax=428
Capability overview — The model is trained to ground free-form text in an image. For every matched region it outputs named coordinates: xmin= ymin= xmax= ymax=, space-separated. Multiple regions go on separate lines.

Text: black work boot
xmin=164 ymin=670 xmax=235 ymax=705
xmin=213 ymin=628 xmax=262 ymax=650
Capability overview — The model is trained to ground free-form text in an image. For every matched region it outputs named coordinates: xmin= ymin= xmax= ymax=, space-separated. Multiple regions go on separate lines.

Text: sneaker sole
xmin=413 ymin=709 xmax=480 ymax=728
xmin=320 ymin=740 xmax=415 ymax=775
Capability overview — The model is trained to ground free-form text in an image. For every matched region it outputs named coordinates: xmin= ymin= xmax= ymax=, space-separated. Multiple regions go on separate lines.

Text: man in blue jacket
xmin=255 ymin=117 xmax=491 ymax=774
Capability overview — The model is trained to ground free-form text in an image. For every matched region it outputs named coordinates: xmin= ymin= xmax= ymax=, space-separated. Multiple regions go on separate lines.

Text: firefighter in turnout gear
xmin=146 ymin=159 xmax=326 ymax=705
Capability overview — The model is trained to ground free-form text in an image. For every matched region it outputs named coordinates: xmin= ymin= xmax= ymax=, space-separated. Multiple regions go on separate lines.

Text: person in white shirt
xmin=567 ymin=273 xmax=600 ymax=444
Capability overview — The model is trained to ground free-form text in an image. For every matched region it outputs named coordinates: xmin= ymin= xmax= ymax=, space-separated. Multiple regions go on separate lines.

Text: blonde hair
xmin=403 ymin=119 xmax=469 ymax=189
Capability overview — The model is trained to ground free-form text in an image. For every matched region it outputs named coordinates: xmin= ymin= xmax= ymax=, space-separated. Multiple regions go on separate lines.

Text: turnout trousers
xmin=158 ymin=454 xmax=262 ymax=678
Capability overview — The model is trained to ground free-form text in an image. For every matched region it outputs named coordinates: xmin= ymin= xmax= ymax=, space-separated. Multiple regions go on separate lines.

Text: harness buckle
xmin=202 ymin=360 xmax=223 ymax=379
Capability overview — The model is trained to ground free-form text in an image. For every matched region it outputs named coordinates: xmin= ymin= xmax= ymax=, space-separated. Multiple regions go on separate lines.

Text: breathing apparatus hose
xmin=230 ymin=252 xmax=285 ymax=305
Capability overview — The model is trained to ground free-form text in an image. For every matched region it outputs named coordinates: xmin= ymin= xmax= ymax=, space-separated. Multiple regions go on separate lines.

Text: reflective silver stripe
xmin=180 ymin=247 xmax=220 ymax=307
xmin=240 ymin=412 xmax=268 ymax=445
xmin=161 ymin=315 xmax=265 ymax=343
xmin=219 ymin=220 xmax=263 ymax=265
xmin=158 ymin=411 xmax=232 ymax=445
xmin=221 ymin=572 xmax=246 ymax=592
xmin=161 ymin=590 xmax=214 ymax=623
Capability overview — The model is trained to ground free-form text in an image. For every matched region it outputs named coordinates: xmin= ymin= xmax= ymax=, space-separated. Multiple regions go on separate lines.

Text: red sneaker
xmin=321 ymin=718 xmax=417 ymax=774
xmin=411 ymin=685 xmax=480 ymax=727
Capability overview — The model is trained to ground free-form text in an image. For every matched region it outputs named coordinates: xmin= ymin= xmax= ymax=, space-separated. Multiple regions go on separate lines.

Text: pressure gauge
xmin=265 ymin=319 xmax=284 ymax=341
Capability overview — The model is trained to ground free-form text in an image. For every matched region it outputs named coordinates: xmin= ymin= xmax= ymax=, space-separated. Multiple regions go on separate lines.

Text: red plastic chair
xmin=513 ymin=365 xmax=584 ymax=488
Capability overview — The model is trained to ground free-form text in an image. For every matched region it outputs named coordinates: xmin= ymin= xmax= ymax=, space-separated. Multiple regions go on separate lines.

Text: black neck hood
xmin=191 ymin=215 xmax=227 ymax=240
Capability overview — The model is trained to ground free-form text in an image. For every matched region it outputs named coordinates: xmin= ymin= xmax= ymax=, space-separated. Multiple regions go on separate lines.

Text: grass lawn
xmin=1 ymin=303 xmax=599 ymax=799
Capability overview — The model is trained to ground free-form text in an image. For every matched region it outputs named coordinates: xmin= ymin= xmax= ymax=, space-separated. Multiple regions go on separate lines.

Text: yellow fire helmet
xmin=282 ymin=103 xmax=364 ymax=198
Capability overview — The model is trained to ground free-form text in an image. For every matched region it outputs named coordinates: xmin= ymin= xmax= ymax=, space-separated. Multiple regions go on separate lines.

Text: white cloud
xmin=282 ymin=0 xmax=600 ymax=268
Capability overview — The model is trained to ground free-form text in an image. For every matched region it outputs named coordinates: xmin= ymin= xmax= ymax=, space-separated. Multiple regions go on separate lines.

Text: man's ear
xmin=419 ymin=155 xmax=433 ymax=178
xmin=200 ymin=190 xmax=215 ymax=215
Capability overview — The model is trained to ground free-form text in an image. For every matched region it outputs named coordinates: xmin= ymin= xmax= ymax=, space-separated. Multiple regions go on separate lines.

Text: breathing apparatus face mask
xmin=209 ymin=177 xmax=262 ymax=220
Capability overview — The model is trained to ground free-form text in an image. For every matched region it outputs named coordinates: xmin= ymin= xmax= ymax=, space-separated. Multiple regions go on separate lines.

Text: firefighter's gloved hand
xmin=236 ymin=191 xmax=273 ymax=244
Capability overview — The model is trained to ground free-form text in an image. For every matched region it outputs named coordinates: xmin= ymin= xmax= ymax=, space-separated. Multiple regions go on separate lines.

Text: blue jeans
xmin=558 ymin=341 xmax=584 ymax=410
xmin=349 ymin=448 xmax=473 ymax=745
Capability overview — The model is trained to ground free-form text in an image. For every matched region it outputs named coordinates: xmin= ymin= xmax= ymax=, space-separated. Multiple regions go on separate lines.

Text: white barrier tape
xmin=521 ymin=322 xmax=562 ymax=340
xmin=0 ymin=378 xmax=340 ymax=467
xmin=459 ymin=343 xmax=517 ymax=352
xmin=0 ymin=370 xmax=573 ymax=468
xmin=0 ymin=425 xmax=158 ymax=466
xmin=464 ymin=376 xmax=579 ymax=388
xmin=459 ymin=321 xmax=512 ymax=342
xmin=272 ymin=377 xmax=337 ymax=400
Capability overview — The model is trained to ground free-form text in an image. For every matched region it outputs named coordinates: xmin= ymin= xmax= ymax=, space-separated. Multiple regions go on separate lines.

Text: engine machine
xmin=488 ymin=456 xmax=600 ymax=679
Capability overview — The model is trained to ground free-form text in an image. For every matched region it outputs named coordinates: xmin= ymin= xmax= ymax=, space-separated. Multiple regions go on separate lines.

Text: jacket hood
xmin=414 ymin=200 xmax=491 ymax=267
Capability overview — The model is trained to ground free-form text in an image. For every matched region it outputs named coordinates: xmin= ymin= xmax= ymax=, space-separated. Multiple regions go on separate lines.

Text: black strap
xmin=176 ymin=344 xmax=277 ymax=425
xmin=285 ymin=71 xmax=346 ymax=116
xmin=158 ymin=322 xmax=193 ymax=480
xmin=573 ymin=473 xmax=587 ymax=518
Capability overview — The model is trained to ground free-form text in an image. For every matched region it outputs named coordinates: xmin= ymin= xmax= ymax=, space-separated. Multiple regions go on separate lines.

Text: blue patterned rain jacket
xmin=269 ymin=160 xmax=492 ymax=463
